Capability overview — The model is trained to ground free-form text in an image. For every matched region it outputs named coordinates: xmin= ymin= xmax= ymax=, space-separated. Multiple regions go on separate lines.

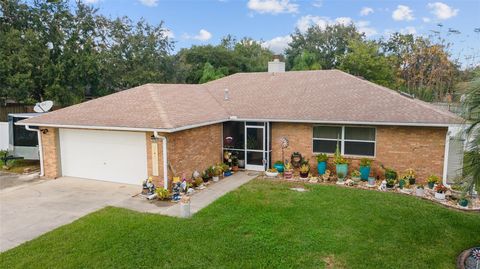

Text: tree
xmin=339 ymin=40 xmax=396 ymax=88
xmin=285 ymin=24 xmax=364 ymax=70
xmin=461 ymin=77 xmax=480 ymax=194
xmin=199 ymin=62 xmax=226 ymax=83
xmin=291 ymin=50 xmax=321 ymax=71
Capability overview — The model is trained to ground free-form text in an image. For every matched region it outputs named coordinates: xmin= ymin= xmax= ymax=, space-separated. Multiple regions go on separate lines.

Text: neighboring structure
xmin=18 ymin=65 xmax=463 ymax=188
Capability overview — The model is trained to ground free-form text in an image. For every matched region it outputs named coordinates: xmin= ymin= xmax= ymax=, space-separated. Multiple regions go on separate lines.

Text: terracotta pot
xmin=232 ymin=166 xmax=239 ymax=172
xmin=284 ymin=170 xmax=293 ymax=179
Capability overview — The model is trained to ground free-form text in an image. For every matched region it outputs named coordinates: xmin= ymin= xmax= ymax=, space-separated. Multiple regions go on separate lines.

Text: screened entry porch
xmin=222 ymin=121 xmax=272 ymax=171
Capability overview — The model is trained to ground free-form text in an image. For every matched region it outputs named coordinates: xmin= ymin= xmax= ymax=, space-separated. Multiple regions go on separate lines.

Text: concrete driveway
xmin=0 ymin=177 xmax=139 ymax=252
xmin=0 ymin=171 xmax=41 ymax=190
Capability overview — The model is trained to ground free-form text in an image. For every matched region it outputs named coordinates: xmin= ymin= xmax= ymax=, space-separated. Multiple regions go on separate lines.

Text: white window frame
xmin=313 ymin=125 xmax=377 ymax=158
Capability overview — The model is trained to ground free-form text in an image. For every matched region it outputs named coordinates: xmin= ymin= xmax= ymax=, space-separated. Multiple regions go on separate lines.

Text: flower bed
xmin=260 ymin=173 xmax=480 ymax=211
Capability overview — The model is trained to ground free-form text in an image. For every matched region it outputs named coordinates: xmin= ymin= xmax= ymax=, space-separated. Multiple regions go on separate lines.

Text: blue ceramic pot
xmin=273 ymin=163 xmax=284 ymax=173
xmin=360 ymin=166 xmax=370 ymax=181
xmin=317 ymin=161 xmax=327 ymax=175
xmin=336 ymin=164 xmax=348 ymax=179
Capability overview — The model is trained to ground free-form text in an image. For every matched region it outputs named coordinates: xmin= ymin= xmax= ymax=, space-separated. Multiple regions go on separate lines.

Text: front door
xmin=245 ymin=125 xmax=265 ymax=171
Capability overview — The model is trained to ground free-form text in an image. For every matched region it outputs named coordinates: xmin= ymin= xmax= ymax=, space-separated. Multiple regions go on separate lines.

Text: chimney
xmin=268 ymin=59 xmax=285 ymax=73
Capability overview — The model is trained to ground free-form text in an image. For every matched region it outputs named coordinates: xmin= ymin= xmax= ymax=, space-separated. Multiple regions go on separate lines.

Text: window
xmin=313 ymin=126 xmax=376 ymax=157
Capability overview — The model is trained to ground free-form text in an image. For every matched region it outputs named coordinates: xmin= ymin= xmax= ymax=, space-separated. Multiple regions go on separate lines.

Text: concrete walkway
xmin=115 ymin=171 xmax=258 ymax=217
xmin=0 ymin=172 xmax=257 ymax=252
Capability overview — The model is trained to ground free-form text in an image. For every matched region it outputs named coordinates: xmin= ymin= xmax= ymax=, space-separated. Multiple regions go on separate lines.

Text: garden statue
xmin=142 ymin=177 xmax=156 ymax=195
xmin=379 ymin=180 xmax=387 ymax=191
xmin=172 ymin=177 xmax=182 ymax=202
xmin=291 ymin=152 xmax=303 ymax=168
xmin=180 ymin=178 xmax=187 ymax=193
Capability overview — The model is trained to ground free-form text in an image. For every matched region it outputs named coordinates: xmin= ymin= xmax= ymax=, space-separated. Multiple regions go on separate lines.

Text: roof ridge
xmin=147 ymin=84 xmax=173 ymax=128
xmin=334 ymin=69 xmax=461 ymax=121
xmin=201 ymin=84 xmax=232 ymax=118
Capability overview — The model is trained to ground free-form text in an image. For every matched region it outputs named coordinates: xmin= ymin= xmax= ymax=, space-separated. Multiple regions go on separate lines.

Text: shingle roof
xmin=19 ymin=70 xmax=462 ymax=131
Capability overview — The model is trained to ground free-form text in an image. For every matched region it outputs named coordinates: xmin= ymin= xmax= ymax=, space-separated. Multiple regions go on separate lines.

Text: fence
xmin=0 ymin=104 xmax=34 ymax=122
xmin=0 ymin=122 xmax=8 ymax=151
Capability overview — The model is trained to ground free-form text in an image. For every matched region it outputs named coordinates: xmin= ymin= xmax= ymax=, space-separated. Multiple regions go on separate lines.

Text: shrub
xmin=427 ymin=175 xmax=439 ymax=184
xmin=155 ymin=188 xmax=171 ymax=200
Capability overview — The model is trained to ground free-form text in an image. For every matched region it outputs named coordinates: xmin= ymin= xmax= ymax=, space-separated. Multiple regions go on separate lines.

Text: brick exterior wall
xmin=40 ymin=127 xmax=61 ymax=179
xmin=271 ymin=122 xmax=447 ymax=182
xmin=146 ymin=123 xmax=222 ymax=188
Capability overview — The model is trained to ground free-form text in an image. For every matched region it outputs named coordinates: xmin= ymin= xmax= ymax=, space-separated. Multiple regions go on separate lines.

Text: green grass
xmin=1 ymin=179 xmax=479 ymax=268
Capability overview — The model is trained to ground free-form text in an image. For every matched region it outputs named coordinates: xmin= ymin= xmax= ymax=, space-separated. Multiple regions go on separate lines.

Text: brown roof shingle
xmin=20 ymin=70 xmax=462 ymax=131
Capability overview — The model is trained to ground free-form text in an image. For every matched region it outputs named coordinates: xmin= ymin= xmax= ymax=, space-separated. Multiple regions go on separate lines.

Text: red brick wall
xmin=146 ymin=123 xmax=222 ymax=187
xmin=40 ymin=127 xmax=61 ymax=179
xmin=271 ymin=122 xmax=446 ymax=182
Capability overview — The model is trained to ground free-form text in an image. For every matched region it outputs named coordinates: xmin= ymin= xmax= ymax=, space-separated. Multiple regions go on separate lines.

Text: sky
xmin=83 ymin=0 xmax=480 ymax=68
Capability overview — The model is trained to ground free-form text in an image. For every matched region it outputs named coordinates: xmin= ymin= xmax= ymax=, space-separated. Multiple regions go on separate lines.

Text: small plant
xmin=351 ymin=170 xmax=360 ymax=178
xmin=220 ymin=163 xmax=230 ymax=172
xmin=337 ymin=172 xmax=345 ymax=179
xmin=386 ymin=178 xmax=396 ymax=188
xmin=434 ymin=184 xmax=447 ymax=193
xmin=383 ymin=166 xmax=397 ymax=180
xmin=427 ymin=175 xmax=439 ymax=184
xmin=416 ymin=183 xmax=425 ymax=189
xmin=316 ymin=153 xmax=328 ymax=163
xmin=360 ymin=158 xmax=371 ymax=167
xmin=300 ymin=164 xmax=310 ymax=174
xmin=274 ymin=160 xmax=283 ymax=165
xmin=267 ymin=168 xmax=277 ymax=173
xmin=155 ymin=188 xmax=171 ymax=200
xmin=213 ymin=165 xmax=223 ymax=176
xmin=402 ymin=168 xmax=416 ymax=185
xmin=284 ymin=162 xmax=293 ymax=171
xmin=193 ymin=177 xmax=203 ymax=187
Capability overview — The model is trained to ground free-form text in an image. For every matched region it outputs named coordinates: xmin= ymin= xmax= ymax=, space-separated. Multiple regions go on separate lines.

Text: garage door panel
xmin=59 ymin=129 xmax=147 ymax=185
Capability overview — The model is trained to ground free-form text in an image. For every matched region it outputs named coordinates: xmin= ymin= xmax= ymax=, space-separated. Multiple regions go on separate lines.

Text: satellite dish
xmin=34 ymin=100 xmax=54 ymax=113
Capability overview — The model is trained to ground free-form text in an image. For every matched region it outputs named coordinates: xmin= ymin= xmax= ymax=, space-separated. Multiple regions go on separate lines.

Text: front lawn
xmin=1 ymin=179 xmax=479 ymax=268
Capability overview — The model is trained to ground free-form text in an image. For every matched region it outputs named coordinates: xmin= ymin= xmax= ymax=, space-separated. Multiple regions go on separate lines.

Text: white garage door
xmin=59 ymin=129 xmax=147 ymax=185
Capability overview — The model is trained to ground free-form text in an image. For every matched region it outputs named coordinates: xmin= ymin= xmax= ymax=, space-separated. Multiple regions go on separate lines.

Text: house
xmin=18 ymin=61 xmax=464 ymax=189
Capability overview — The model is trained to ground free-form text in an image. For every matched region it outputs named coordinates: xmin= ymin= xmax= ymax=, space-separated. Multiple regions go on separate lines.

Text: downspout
xmin=25 ymin=125 xmax=44 ymax=177
xmin=153 ymin=131 xmax=168 ymax=190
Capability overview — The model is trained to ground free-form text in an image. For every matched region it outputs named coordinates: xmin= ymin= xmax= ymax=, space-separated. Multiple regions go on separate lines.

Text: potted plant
xmin=155 ymin=188 xmax=171 ymax=201
xmin=231 ymin=155 xmax=239 ymax=172
xmin=265 ymin=168 xmax=279 ymax=177
xmin=383 ymin=166 xmax=397 ymax=189
xmin=219 ymin=163 xmax=230 ymax=177
xmin=415 ymin=184 xmax=425 ymax=197
xmin=403 ymin=168 xmax=416 ymax=185
xmin=367 ymin=176 xmax=376 ymax=186
xmin=316 ymin=153 xmax=328 ymax=175
xmin=427 ymin=175 xmax=439 ymax=189
xmin=458 ymin=194 xmax=469 ymax=207
xmin=333 ymin=143 xmax=348 ymax=180
xmin=212 ymin=165 xmax=222 ymax=182
xmin=434 ymin=184 xmax=447 ymax=200
xmin=273 ymin=161 xmax=284 ymax=172
xmin=299 ymin=163 xmax=310 ymax=179
xmin=351 ymin=170 xmax=361 ymax=181
xmin=359 ymin=158 xmax=372 ymax=181
xmin=284 ymin=162 xmax=293 ymax=179
xmin=398 ymin=176 xmax=406 ymax=189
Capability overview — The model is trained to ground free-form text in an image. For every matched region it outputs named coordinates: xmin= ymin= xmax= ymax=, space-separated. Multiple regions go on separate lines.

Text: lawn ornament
xmin=142 ymin=177 xmax=156 ymax=195
xmin=379 ymin=180 xmax=387 ymax=191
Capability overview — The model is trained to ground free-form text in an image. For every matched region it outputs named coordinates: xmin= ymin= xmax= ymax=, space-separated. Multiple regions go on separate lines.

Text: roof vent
xmin=268 ymin=59 xmax=285 ymax=73
xmin=224 ymin=88 xmax=229 ymax=101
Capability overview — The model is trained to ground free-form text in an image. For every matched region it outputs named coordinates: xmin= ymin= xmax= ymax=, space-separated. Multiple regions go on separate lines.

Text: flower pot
xmin=399 ymin=179 xmax=405 ymax=189
xmin=336 ymin=164 xmax=348 ymax=179
xmin=284 ymin=170 xmax=293 ymax=179
xmin=274 ymin=163 xmax=284 ymax=173
xmin=265 ymin=171 xmax=279 ymax=177
xmin=428 ymin=182 xmax=435 ymax=189
xmin=212 ymin=176 xmax=219 ymax=182
xmin=359 ymin=165 xmax=370 ymax=181
xmin=458 ymin=198 xmax=468 ymax=207
xmin=202 ymin=177 xmax=210 ymax=183
xmin=415 ymin=187 xmax=424 ymax=197
xmin=409 ymin=178 xmax=416 ymax=185
xmin=238 ymin=160 xmax=245 ymax=168
xmin=317 ymin=161 xmax=327 ymax=175
xmin=368 ymin=177 xmax=375 ymax=186
xmin=435 ymin=192 xmax=446 ymax=200
xmin=232 ymin=165 xmax=239 ymax=172
xmin=300 ymin=172 xmax=309 ymax=179
xmin=223 ymin=171 xmax=232 ymax=177
xmin=352 ymin=177 xmax=361 ymax=182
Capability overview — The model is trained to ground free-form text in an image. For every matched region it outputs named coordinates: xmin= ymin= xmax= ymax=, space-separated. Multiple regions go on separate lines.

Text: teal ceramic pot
xmin=317 ymin=161 xmax=327 ymax=175
xmin=399 ymin=179 xmax=405 ymax=189
xmin=273 ymin=163 xmax=284 ymax=173
xmin=458 ymin=199 xmax=468 ymax=207
xmin=359 ymin=165 xmax=370 ymax=181
xmin=336 ymin=164 xmax=348 ymax=179
xmin=428 ymin=182 xmax=435 ymax=189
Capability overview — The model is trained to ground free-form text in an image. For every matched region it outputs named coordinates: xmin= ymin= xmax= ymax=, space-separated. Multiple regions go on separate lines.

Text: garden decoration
xmin=367 ymin=176 xmax=376 ymax=187
xmin=142 ymin=176 xmax=156 ymax=195
xmin=434 ymin=184 xmax=447 ymax=200
xmin=172 ymin=179 xmax=182 ymax=202
xmin=280 ymin=136 xmax=289 ymax=166
xmin=291 ymin=152 xmax=302 ymax=168
xmin=316 ymin=153 xmax=328 ymax=176
xmin=459 ymin=196 xmax=469 ymax=207
xmin=359 ymin=158 xmax=372 ymax=181
xmin=379 ymin=180 xmax=387 ymax=191
xmin=265 ymin=168 xmax=279 ymax=177
xmin=471 ymin=248 xmax=480 ymax=269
